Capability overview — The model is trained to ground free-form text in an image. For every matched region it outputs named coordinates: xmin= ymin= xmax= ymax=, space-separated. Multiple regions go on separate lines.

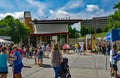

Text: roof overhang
xmin=30 ymin=32 xmax=70 ymax=36
xmin=32 ymin=19 xmax=82 ymax=25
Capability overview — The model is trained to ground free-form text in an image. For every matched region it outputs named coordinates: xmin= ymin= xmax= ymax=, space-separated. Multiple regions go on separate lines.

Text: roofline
xmin=30 ymin=32 xmax=70 ymax=36
xmin=32 ymin=19 xmax=82 ymax=24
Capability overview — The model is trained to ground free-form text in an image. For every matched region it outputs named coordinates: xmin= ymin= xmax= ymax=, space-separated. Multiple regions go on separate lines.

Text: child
xmin=0 ymin=46 xmax=9 ymax=78
xmin=12 ymin=45 xmax=23 ymax=78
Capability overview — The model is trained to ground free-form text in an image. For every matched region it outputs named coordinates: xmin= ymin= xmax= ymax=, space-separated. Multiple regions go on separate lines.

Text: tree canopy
xmin=107 ymin=1 xmax=120 ymax=31
xmin=0 ymin=15 xmax=30 ymax=43
xmin=68 ymin=25 xmax=79 ymax=38
xmin=80 ymin=26 xmax=95 ymax=36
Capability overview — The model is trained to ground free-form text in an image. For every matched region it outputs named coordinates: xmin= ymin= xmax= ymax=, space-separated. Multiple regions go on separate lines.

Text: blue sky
xmin=0 ymin=0 xmax=119 ymax=20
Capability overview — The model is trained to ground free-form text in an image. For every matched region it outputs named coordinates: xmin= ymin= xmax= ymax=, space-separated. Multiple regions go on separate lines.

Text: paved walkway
xmin=7 ymin=52 xmax=118 ymax=78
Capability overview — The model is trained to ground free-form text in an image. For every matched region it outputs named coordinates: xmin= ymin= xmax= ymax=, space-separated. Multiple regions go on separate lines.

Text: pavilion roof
xmin=32 ymin=19 xmax=82 ymax=24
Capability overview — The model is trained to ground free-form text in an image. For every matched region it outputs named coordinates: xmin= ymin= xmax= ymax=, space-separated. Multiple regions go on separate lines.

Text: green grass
xmin=81 ymin=32 xmax=108 ymax=38
xmin=95 ymin=32 xmax=107 ymax=38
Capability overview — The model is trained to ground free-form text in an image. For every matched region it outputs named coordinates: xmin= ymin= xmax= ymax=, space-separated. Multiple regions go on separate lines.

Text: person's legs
xmin=30 ymin=52 xmax=32 ymax=58
xmin=26 ymin=52 xmax=28 ymax=58
xmin=1 ymin=74 xmax=4 ymax=78
xmin=15 ymin=73 xmax=20 ymax=78
xmin=19 ymin=72 xmax=22 ymax=78
xmin=113 ymin=65 xmax=118 ymax=78
xmin=39 ymin=59 xmax=42 ymax=66
xmin=40 ymin=59 xmax=43 ymax=66
xmin=13 ymin=72 xmax=15 ymax=78
xmin=78 ymin=49 xmax=81 ymax=55
xmin=110 ymin=62 xmax=115 ymax=77
xmin=77 ymin=50 xmax=79 ymax=55
xmin=53 ymin=67 xmax=57 ymax=78
xmin=53 ymin=66 xmax=60 ymax=78
xmin=3 ymin=74 xmax=7 ymax=78
xmin=14 ymin=72 xmax=22 ymax=78
xmin=38 ymin=59 xmax=40 ymax=65
xmin=46 ymin=52 xmax=49 ymax=57
xmin=35 ymin=57 xmax=37 ymax=64
xmin=1 ymin=74 xmax=7 ymax=78
xmin=13 ymin=64 xmax=23 ymax=78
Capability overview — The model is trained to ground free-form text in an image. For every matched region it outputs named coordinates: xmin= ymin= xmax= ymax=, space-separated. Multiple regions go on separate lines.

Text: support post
xmin=66 ymin=34 xmax=69 ymax=44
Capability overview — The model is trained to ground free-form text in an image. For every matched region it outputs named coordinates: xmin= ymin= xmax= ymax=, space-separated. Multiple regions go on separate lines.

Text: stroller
xmin=59 ymin=58 xmax=71 ymax=78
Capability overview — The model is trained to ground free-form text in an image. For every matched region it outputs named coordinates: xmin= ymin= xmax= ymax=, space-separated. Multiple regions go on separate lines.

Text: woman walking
xmin=51 ymin=43 xmax=63 ymax=78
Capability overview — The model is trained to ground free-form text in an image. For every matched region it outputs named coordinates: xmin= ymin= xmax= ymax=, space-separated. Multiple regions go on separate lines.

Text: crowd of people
xmin=0 ymin=44 xmax=23 ymax=78
xmin=1 ymin=41 xmax=120 ymax=78
xmin=0 ymin=43 xmax=64 ymax=78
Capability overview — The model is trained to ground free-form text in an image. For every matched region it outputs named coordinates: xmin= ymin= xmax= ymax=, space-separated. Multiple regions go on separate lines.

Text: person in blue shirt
xmin=12 ymin=45 xmax=23 ymax=78
xmin=0 ymin=46 xmax=9 ymax=78
xmin=112 ymin=54 xmax=120 ymax=78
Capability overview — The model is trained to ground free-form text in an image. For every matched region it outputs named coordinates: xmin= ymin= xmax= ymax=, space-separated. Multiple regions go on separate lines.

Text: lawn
xmin=95 ymin=32 xmax=107 ymax=38
xmin=81 ymin=32 xmax=108 ymax=38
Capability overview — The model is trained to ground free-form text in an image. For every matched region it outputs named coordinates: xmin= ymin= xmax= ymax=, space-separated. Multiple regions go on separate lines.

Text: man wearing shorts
xmin=12 ymin=45 xmax=23 ymax=78
xmin=112 ymin=54 xmax=120 ymax=78
xmin=109 ymin=45 xmax=117 ymax=76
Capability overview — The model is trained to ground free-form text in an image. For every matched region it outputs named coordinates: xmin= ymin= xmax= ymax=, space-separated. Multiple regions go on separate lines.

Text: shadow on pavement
xmin=23 ymin=66 xmax=32 ymax=68
xmin=42 ymin=64 xmax=52 ymax=68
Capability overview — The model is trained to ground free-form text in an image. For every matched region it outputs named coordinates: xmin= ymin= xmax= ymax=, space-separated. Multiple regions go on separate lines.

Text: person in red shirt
xmin=62 ymin=44 xmax=67 ymax=53
xmin=10 ymin=47 xmax=24 ymax=55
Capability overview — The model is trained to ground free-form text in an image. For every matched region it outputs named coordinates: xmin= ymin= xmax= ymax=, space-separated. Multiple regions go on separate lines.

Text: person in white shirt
xmin=109 ymin=45 xmax=117 ymax=76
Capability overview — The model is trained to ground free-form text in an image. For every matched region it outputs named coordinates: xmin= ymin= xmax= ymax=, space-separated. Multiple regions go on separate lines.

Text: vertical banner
xmin=92 ymin=35 xmax=96 ymax=50
xmin=86 ymin=34 xmax=92 ymax=50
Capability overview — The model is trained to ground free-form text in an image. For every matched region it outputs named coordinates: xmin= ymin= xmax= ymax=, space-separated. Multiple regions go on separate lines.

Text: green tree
xmin=68 ymin=25 xmax=79 ymax=38
xmin=0 ymin=15 xmax=30 ymax=43
xmin=80 ymin=26 xmax=89 ymax=36
xmin=0 ymin=20 xmax=11 ymax=35
xmin=88 ymin=27 xmax=95 ymax=34
xmin=107 ymin=1 xmax=120 ymax=30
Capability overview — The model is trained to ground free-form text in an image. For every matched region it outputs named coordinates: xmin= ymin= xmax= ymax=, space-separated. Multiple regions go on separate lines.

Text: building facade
xmin=81 ymin=16 xmax=109 ymax=29
xmin=24 ymin=11 xmax=81 ymax=47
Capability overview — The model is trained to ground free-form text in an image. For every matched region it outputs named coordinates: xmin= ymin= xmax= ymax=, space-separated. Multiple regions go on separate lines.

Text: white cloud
xmin=26 ymin=0 xmax=47 ymax=16
xmin=49 ymin=10 xmax=71 ymax=19
xmin=86 ymin=5 xmax=99 ymax=12
xmin=61 ymin=0 xmax=84 ymax=10
xmin=0 ymin=12 xmax=24 ymax=19
xmin=71 ymin=22 xmax=81 ymax=31
xmin=48 ymin=0 xmax=83 ymax=19
xmin=49 ymin=10 xmax=54 ymax=14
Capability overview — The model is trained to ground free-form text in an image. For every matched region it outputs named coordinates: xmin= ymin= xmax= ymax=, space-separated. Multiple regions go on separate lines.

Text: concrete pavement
xmin=7 ymin=52 xmax=117 ymax=78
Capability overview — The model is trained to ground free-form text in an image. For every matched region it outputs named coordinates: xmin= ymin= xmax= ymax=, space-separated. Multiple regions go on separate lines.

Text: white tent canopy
xmin=0 ymin=39 xmax=14 ymax=44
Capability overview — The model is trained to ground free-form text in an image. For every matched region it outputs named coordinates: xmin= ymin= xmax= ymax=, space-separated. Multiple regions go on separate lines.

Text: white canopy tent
xmin=0 ymin=39 xmax=14 ymax=44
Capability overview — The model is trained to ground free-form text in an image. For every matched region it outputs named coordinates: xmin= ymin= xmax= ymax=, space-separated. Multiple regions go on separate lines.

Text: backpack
xmin=38 ymin=49 xmax=43 ymax=56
